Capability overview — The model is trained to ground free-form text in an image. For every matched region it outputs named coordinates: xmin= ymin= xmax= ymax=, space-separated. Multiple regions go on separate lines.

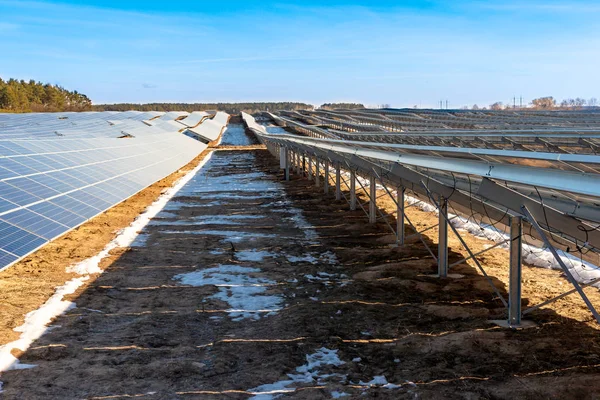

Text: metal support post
xmin=397 ymin=187 xmax=405 ymax=245
xmin=324 ymin=160 xmax=330 ymax=194
xmin=508 ymin=216 xmax=523 ymax=326
xmin=307 ymin=155 xmax=312 ymax=180
xmin=315 ymin=158 xmax=320 ymax=186
xmin=290 ymin=151 xmax=295 ymax=174
xmin=294 ymin=152 xmax=299 ymax=174
xmin=280 ymin=147 xmax=290 ymax=181
xmin=335 ymin=164 xmax=341 ymax=201
xmin=369 ymin=175 xmax=377 ymax=224
xmin=302 ymin=154 xmax=306 ymax=177
xmin=350 ymin=171 xmax=357 ymax=210
xmin=438 ymin=196 xmax=448 ymax=277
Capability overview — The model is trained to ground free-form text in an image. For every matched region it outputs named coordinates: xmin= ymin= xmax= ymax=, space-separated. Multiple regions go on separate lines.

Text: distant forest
xmin=93 ymin=102 xmax=314 ymax=114
xmin=0 ymin=78 xmax=92 ymax=112
xmin=319 ymin=103 xmax=365 ymax=110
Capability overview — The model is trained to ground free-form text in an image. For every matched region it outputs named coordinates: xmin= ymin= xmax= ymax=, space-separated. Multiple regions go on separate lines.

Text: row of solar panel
xmin=0 ymin=112 xmax=213 ymax=270
xmin=0 ymin=111 xmax=190 ymax=139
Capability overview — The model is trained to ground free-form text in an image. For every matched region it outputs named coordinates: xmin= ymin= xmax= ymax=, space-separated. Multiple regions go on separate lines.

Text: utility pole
xmin=520 ymin=96 xmax=523 ymax=108
xmin=445 ymin=100 xmax=449 ymax=110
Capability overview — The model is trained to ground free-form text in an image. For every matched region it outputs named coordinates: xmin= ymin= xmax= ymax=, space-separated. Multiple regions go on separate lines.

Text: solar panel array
xmin=0 ymin=111 xmax=217 ymax=270
xmin=188 ymin=111 xmax=231 ymax=143
xmin=246 ymin=110 xmax=600 ymax=267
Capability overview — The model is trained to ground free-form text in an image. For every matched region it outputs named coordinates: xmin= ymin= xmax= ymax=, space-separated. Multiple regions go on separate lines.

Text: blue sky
xmin=0 ymin=0 xmax=599 ymax=107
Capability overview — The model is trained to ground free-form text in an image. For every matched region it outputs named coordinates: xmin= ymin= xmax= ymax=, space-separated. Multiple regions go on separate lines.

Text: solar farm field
xmin=1 ymin=110 xmax=600 ymax=399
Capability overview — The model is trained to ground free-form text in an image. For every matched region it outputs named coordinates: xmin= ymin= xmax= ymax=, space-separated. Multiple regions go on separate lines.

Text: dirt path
xmin=1 ymin=127 xmax=600 ymax=399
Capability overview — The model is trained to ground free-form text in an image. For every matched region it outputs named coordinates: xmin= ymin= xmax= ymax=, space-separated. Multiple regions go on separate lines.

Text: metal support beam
xmin=369 ymin=175 xmax=377 ymax=224
xmin=350 ymin=171 xmax=357 ymax=211
xmin=280 ymin=147 xmax=290 ymax=181
xmin=302 ymin=154 xmax=306 ymax=177
xmin=335 ymin=164 xmax=341 ymax=200
xmin=324 ymin=160 xmax=330 ymax=194
xmin=438 ymin=196 xmax=448 ymax=277
xmin=307 ymin=155 xmax=312 ymax=180
xmin=397 ymin=187 xmax=405 ymax=245
xmin=315 ymin=157 xmax=320 ymax=186
xmin=508 ymin=216 xmax=523 ymax=326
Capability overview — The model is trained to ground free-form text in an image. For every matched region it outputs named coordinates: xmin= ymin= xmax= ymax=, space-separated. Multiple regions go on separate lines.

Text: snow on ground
xmin=174 ymin=265 xmax=283 ymax=321
xmin=0 ymin=152 xmax=216 ymax=374
xmin=154 ymin=139 xmax=339 ymax=322
xmin=220 ymin=124 xmax=255 ymax=146
xmin=260 ymin=123 xmax=289 ymax=135
xmin=162 ymin=230 xmax=277 ymax=243
xmin=247 ymin=348 xmax=407 ymax=399
xmin=235 ymin=250 xmax=277 ymax=262
xmin=248 ymin=348 xmax=346 ymax=399
xmin=149 ymin=214 xmax=264 ymax=226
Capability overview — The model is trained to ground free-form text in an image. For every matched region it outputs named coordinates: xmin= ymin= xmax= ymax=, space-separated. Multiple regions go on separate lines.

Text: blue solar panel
xmin=28 ymin=202 xmax=86 ymax=228
xmin=0 ymin=110 xmax=217 ymax=270
xmin=0 ymin=249 xmax=18 ymax=268
xmin=48 ymin=195 xmax=101 ymax=219
xmin=1 ymin=209 xmax=67 ymax=240
xmin=0 ymin=220 xmax=47 ymax=257
xmin=0 ymin=181 xmax=44 ymax=205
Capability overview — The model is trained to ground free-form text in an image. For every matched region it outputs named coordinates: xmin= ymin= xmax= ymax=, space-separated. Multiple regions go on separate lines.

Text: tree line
xmin=466 ymin=96 xmax=599 ymax=111
xmin=319 ymin=103 xmax=365 ymax=110
xmin=93 ymin=102 xmax=314 ymax=114
xmin=0 ymin=78 xmax=92 ymax=112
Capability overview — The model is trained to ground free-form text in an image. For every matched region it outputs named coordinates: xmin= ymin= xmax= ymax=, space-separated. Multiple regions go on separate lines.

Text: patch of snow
xmin=130 ymin=233 xmax=150 ymax=247
xmin=174 ymin=265 xmax=283 ymax=321
xmin=220 ymin=124 xmax=255 ymax=146
xmin=383 ymin=383 xmax=402 ymax=389
xmin=357 ymin=376 xmax=401 ymax=389
xmin=235 ymin=250 xmax=277 ymax=262
xmin=287 ymin=254 xmax=319 ymax=264
xmin=284 ymin=208 xmax=318 ymax=243
xmin=331 ymin=391 xmax=350 ymax=398
xmin=149 ymin=214 xmax=262 ymax=227
xmin=162 ymin=230 xmax=275 ymax=243
xmin=359 ymin=376 xmax=389 ymax=386
xmin=249 ymin=348 xmax=345 ymax=399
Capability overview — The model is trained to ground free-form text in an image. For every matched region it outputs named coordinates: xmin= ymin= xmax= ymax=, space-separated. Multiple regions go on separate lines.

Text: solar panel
xmin=0 ymin=111 xmax=213 ymax=270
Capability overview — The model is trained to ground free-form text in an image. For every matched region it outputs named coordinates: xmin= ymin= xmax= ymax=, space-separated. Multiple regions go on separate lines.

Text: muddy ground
xmin=1 ymin=126 xmax=600 ymax=399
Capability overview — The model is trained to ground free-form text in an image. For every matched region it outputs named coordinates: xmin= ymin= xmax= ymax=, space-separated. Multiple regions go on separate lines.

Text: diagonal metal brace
xmin=521 ymin=205 xmax=600 ymax=324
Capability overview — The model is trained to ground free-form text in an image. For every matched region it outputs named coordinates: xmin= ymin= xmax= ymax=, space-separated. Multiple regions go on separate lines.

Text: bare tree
xmin=531 ymin=96 xmax=556 ymax=109
xmin=574 ymin=98 xmax=586 ymax=108
xmin=490 ymin=102 xmax=503 ymax=110
xmin=472 ymin=104 xmax=480 ymax=110
xmin=588 ymin=97 xmax=598 ymax=107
